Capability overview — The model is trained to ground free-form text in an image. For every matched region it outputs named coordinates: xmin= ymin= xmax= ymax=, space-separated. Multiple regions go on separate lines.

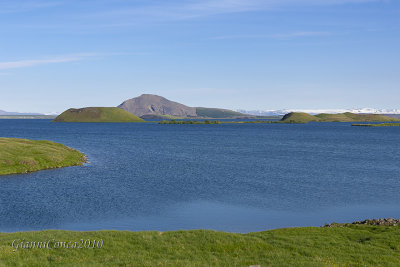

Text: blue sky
xmin=0 ymin=0 xmax=399 ymax=113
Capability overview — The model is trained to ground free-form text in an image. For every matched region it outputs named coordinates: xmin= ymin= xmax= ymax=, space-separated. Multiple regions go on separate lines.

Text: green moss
xmin=53 ymin=107 xmax=145 ymax=123
xmin=1 ymin=225 xmax=400 ymax=266
xmin=0 ymin=138 xmax=87 ymax=175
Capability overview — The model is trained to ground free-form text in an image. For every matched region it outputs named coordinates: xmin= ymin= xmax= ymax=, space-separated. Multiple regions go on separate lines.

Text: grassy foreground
xmin=0 ymin=138 xmax=87 ymax=175
xmin=1 ymin=225 xmax=400 ymax=266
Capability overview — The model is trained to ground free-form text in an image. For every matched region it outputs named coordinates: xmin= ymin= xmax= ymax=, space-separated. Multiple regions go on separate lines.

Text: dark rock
xmin=324 ymin=218 xmax=400 ymax=227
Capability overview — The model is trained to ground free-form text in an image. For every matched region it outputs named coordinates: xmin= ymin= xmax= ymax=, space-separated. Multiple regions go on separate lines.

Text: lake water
xmin=1 ymin=120 xmax=399 ymax=233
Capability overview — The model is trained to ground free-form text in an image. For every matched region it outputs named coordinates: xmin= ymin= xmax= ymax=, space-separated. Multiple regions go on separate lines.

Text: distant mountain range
xmin=3 ymin=97 xmax=400 ymax=119
xmin=0 ymin=110 xmax=43 ymax=115
xmin=236 ymin=108 xmax=400 ymax=116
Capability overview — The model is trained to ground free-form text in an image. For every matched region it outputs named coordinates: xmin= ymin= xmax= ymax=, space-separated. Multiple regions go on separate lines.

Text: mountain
xmin=118 ymin=94 xmax=197 ymax=117
xmin=118 ymin=94 xmax=249 ymax=119
xmin=53 ymin=107 xmax=145 ymax=122
xmin=238 ymin=108 xmax=400 ymax=116
xmin=281 ymin=112 xmax=400 ymax=123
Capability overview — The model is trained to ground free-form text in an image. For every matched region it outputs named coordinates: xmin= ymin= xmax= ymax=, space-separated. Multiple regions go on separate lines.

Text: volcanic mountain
xmin=118 ymin=94 xmax=248 ymax=119
xmin=118 ymin=94 xmax=197 ymax=118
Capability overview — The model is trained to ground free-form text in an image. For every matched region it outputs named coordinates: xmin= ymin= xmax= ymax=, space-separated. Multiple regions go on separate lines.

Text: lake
xmin=0 ymin=119 xmax=399 ymax=233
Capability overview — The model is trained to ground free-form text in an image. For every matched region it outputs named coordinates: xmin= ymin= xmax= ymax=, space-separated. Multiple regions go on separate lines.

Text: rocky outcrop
xmin=324 ymin=218 xmax=400 ymax=227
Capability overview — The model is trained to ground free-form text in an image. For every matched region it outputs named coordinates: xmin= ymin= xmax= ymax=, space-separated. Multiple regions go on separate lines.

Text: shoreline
xmin=0 ymin=138 xmax=87 ymax=176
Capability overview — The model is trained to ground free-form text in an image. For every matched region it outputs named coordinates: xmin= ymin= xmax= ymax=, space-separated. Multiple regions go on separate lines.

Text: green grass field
xmin=0 ymin=138 xmax=87 ymax=175
xmin=1 ymin=225 xmax=399 ymax=266
xmin=53 ymin=107 xmax=145 ymax=123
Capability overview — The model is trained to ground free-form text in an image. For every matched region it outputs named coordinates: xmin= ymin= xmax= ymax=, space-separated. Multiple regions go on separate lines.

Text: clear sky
xmin=0 ymin=0 xmax=399 ymax=113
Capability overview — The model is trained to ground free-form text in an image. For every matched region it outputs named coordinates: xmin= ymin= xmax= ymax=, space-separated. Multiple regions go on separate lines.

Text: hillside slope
xmin=53 ymin=107 xmax=144 ymax=122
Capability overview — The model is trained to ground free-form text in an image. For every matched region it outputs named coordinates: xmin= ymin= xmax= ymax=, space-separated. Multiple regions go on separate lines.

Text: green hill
xmin=281 ymin=112 xmax=400 ymax=123
xmin=195 ymin=107 xmax=247 ymax=118
xmin=280 ymin=112 xmax=320 ymax=123
xmin=0 ymin=138 xmax=87 ymax=175
xmin=53 ymin=107 xmax=145 ymax=123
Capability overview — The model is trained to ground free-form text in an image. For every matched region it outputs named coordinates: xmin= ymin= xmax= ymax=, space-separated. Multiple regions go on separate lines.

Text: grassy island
xmin=0 ymin=138 xmax=87 ymax=175
xmin=281 ymin=112 xmax=400 ymax=124
xmin=53 ymin=107 xmax=145 ymax=123
xmin=1 ymin=224 xmax=400 ymax=266
xmin=280 ymin=112 xmax=319 ymax=123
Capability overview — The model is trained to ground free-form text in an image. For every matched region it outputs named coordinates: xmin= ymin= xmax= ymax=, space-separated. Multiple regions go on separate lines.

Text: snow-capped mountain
xmin=236 ymin=108 xmax=400 ymax=116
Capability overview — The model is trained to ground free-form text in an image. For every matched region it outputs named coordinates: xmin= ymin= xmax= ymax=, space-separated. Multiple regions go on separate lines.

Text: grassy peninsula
xmin=281 ymin=112 xmax=400 ymax=124
xmin=0 ymin=138 xmax=87 ymax=175
xmin=53 ymin=107 xmax=145 ymax=123
xmin=1 ymin=224 xmax=400 ymax=266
